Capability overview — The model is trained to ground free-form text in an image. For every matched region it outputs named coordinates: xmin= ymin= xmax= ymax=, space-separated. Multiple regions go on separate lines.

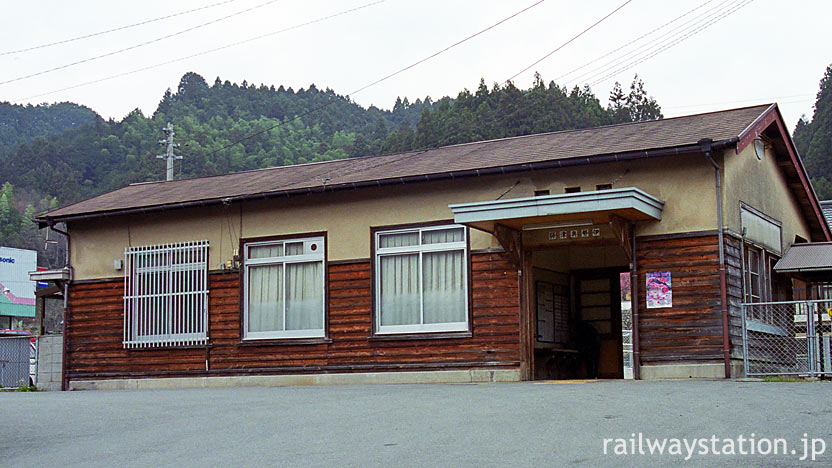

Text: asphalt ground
xmin=2 ymin=380 xmax=831 ymax=467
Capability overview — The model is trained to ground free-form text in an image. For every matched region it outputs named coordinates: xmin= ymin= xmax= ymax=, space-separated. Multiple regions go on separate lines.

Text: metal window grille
xmin=123 ymin=240 xmax=209 ymax=349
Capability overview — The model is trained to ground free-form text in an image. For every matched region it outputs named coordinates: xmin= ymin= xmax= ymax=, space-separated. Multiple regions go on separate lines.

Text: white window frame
xmin=374 ymin=224 xmax=469 ymax=335
xmin=745 ymin=244 xmax=763 ymax=304
xmin=123 ymin=240 xmax=209 ymax=349
xmin=243 ymin=236 xmax=326 ymax=340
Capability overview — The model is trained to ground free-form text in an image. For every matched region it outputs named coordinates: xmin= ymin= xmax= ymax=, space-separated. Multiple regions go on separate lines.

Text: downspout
xmin=48 ymin=220 xmax=71 ymax=391
xmin=700 ymin=138 xmax=731 ymax=379
xmin=630 ymin=222 xmax=640 ymax=380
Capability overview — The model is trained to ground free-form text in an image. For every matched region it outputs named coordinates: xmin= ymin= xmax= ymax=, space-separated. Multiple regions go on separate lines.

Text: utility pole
xmin=156 ymin=122 xmax=182 ymax=181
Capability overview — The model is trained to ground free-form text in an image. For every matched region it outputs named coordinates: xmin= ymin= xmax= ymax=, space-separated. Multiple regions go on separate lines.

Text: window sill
xmin=369 ymin=331 xmax=473 ymax=341
xmin=125 ymin=343 xmax=212 ymax=352
xmin=238 ymin=337 xmax=333 ymax=346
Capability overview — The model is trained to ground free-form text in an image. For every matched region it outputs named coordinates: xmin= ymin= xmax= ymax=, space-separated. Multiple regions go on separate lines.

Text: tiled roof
xmin=775 ymin=242 xmax=832 ymax=272
xmin=41 ymin=104 xmax=772 ymax=221
xmin=820 ymin=201 xmax=832 ymax=229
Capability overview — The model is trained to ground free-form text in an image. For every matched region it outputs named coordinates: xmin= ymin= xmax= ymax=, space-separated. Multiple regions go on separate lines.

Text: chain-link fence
xmin=742 ymin=300 xmax=832 ymax=377
xmin=0 ymin=336 xmax=34 ymax=387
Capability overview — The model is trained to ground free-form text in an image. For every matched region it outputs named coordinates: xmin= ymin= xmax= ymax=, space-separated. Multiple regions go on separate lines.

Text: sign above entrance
xmin=547 ymin=226 xmax=603 ymax=241
xmin=522 ymin=223 xmax=615 ymax=248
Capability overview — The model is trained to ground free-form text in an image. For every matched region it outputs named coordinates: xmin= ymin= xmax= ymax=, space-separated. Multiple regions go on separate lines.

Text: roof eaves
xmin=37 ymin=141 xmax=714 ymax=226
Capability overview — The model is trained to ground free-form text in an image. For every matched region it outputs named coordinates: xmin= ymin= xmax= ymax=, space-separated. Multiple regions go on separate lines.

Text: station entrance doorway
xmin=530 ymin=243 xmax=632 ymax=380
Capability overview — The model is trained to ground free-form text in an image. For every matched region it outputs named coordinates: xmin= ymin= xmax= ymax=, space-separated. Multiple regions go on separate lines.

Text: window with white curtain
xmin=243 ymin=236 xmax=325 ymax=339
xmin=374 ymin=225 xmax=468 ymax=334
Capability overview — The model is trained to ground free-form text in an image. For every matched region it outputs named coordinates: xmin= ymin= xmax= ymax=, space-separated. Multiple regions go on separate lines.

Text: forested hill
xmin=0 ymin=71 xmax=660 ymax=260
xmin=794 ymin=64 xmax=832 ymax=199
xmin=0 ymin=101 xmax=97 ymax=158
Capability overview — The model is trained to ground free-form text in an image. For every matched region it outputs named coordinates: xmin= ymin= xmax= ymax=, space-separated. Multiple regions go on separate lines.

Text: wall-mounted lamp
xmin=753 ymin=137 xmax=767 ymax=160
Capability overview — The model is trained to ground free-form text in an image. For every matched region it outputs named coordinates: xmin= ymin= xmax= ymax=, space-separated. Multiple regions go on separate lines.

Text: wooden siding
xmin=724 ymin=233 xmax=745 ymax=360
xmin=636 ymin=234 xmax=724 ymax=363
xmin=65 ymin=252 xmax=521 ymax=381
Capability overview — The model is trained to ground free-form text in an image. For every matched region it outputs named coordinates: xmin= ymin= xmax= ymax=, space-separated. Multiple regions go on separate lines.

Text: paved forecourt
xmin=3 ymin=380 xmax=830 ymax=467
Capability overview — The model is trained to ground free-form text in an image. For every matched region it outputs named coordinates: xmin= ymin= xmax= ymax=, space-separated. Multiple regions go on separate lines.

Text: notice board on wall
xmin=536 ymin=281 xmax=568 ymax=343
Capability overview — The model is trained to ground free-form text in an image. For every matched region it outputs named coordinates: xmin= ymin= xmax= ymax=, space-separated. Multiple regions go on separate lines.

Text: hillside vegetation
xmin=0 ymin=72 xmax=660 ymax=263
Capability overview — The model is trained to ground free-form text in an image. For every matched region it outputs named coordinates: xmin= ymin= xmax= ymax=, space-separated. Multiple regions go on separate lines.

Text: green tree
xmin=794 ymin=64 xmax=832 ymax=199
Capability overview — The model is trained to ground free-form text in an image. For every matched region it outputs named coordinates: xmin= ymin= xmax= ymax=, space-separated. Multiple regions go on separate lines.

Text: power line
xmin=553 ymin=0 xmax=715 ymax=83
xmin=0 ymin=0 xmax=283 ymax=86
xmin=199 ymin=0 xmax=547 ymax=158
xmin=586 ymin=0 xmax=755 ymax=87
xmin=12 ymin=1 xmax=386 ymax=103
xmin=579 ymin=0 xmax=756 ymax=88
xmin=563 ymin=0 xmax=738 ymax=87
xmin=0 ymin=0 xmax=239 ymax=57
xmin=505 ymin=0 xmax=634 ymax=84
xmin=576 ymin=0 xmax=744 ymax=87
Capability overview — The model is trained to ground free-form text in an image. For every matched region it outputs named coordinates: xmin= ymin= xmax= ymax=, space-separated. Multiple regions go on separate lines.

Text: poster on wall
xmin=646 ymin=271 xmax=672 ymax=309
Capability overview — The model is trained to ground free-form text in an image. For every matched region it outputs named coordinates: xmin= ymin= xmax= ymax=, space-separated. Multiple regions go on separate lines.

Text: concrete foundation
xmin=639 ymin=362 xmax=744 ymax=380
xmin=69 ymin=368 xmax=522 ymax=391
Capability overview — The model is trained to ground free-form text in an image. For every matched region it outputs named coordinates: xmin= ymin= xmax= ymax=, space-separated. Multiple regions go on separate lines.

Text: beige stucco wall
xmin=70 ymin=153 xmax=719 ymax=280
xmin=722 ymin=144 xmax=812 ymax=251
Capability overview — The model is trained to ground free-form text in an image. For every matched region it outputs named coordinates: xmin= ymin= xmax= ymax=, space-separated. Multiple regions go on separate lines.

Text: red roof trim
xmin=736 ymin=103 xmax=777 ymax=154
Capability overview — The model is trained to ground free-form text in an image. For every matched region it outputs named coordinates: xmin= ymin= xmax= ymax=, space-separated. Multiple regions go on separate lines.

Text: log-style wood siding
xmin=65 ymin=252 xmax=521 ymax=381
xmin=636 ymin=234 xmax=724 ymax=363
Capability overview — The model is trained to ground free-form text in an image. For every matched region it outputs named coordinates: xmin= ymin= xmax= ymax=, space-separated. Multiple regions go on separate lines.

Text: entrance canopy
xmin=449 ymin=187 xmax=664 ymax=233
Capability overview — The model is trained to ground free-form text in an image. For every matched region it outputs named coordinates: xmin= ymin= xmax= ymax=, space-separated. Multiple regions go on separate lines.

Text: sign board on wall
xmin=646 ymin=271 xmax=672 ymax=309
xmin=740 ymin=206 xmax=782 ymax=254
xmin=0 ymin=247 xmax=36 ymax=318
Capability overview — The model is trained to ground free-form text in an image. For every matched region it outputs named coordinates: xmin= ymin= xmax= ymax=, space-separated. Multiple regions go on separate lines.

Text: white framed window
xmin=745 ymin=244 xmax=763 ymax=304
xmin=374 ymin=224 xmax=469 ymax=334
xmin=123 ymin=240 xmax=209 ymax=349
xmin=243 ymin=236 xmax=325 ymax=340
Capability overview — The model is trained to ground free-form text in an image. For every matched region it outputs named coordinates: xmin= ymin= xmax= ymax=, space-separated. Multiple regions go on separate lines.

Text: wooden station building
xmin=35 ymin=104 xmax=831 ymax=390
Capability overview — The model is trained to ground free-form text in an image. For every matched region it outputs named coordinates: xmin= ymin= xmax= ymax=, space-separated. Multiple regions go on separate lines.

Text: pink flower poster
xmin=646 ymin=271 xmax=672 ymax=308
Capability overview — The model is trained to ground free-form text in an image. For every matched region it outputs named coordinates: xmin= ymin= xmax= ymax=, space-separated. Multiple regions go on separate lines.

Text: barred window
xmin=123 ymin=241 xmax=209 ymax=349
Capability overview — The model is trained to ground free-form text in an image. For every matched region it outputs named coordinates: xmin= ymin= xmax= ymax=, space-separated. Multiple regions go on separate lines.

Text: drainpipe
xmin=630 ymin=222 xmax=640 ymax=380
xmin=47 ymin=220 xmax=71 ymax=390
xmin=700 ymin=138 xmax=731 ymax=379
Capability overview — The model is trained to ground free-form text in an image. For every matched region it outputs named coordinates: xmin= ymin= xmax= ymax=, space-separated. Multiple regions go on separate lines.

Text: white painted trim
xmin=374 ymin=224 xmax=470 ymax=334
xmin=242 ymin=236 xmax=326 ymax=340
xmin=449 ymin=187 xmax=665 ymax=224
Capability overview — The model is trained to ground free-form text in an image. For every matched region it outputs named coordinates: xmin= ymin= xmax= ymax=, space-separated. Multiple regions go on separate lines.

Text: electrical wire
xmin=0 ymin=0 xmax=239 ymax=57
xmin=553 ymin=0 xmax=714 ymax=83
xmin=199 ymin=0 xmax=547 ymax=158
xmin=0 ymin=0 xmax=283 ymax=86
xmin=563 ymin=0 xmax=738 ymax=87
xmin=573 ymin=0 xmax=743 ymax=87
xmin=565 ymin=0 xmax=755 ymax=89
xmin=11 ymin=1 xmax=386 ymax=103
xmin=505 ymin=0 xmax=633 ymax=84
xmin=585 ymin=0 xmax=755 ymax=87
xmin=570 ymin=0 xmax=742 ymax=84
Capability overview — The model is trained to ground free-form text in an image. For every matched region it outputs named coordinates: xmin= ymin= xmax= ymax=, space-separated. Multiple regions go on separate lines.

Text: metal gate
xmin=742 ymin=300 xmax=832 ymax=377
xmin=0 ymin=336 xmax=34 ymax=387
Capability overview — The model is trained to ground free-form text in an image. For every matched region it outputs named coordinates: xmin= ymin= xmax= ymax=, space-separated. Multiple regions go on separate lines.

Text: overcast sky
xmin=1 ymin=0 xmax=829 ymax=131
